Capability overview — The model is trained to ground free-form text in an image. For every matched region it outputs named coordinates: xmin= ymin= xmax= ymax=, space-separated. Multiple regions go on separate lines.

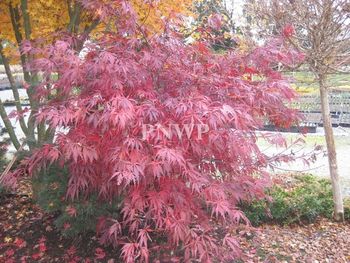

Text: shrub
xmin=33 ymin=165 xmax=122 ymax=237
xmin=3 ymin=2 xmax=303 ymax=262
xmin=242 ymin=174 xmax=340 ymax=226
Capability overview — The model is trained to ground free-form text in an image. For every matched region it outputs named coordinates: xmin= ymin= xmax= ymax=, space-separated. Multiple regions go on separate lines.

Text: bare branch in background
xmin=250 ymin=0 xmax=350 ymax=221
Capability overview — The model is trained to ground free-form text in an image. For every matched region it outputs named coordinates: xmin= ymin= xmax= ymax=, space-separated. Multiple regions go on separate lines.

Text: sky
xmin=223 ymin=0 xmax=245 ymax=26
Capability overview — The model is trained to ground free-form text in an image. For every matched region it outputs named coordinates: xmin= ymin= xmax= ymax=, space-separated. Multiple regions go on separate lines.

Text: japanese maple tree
xmin=2 ymin=1 xmax=303 ymax=262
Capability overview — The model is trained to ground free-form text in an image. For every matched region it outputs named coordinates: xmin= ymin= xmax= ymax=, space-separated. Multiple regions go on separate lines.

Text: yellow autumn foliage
xmin=132 ymin=0 xmax=193 ymax=32
xmin=0 ymin=0 xmax=193 ymax=56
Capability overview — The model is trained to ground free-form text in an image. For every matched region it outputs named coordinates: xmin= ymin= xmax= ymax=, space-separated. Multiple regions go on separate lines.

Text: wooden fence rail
xmin=263 ymin=92 xmax=350 ymax=133
xmin=293 ymin=93 xmax=350 ymax=127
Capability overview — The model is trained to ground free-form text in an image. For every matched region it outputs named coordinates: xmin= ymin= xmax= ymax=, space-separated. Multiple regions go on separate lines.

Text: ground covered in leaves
xmin=0 ymin=181 xmax=117 ymax=263
xmin=239 ymin=220 xmax=350 ymax=262
xmin=1 ymin=181 xmax=350 ymax=262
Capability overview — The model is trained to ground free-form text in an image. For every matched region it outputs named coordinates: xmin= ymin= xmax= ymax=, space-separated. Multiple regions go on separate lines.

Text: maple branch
xmin=68 ymin=2 xmax=82 ymax=33
xmin=20 ymin=0 xmax=32 ymax=40
xmin=0 ymin=100 xmax=21 ymax=150
xmin=8 ymin=3 xmax=31 ymax=83
xmin=67 ymin=0 xmax=73 ymax=19
xmin=37 ymin=123 xmax=46 ymax=146
xmin=73 ymin=18 xmax=100 ymax=51
xmin=84 ymin=19 xmax=100 ymax=36
xmin=8 ymin=2 xmax=39 ymax=149
xmin=19 ymin=0 xmax=42 ymax=149
xmin=8 ymin=4 xmax=23 ymax=44
xmin=0 ymin=42 xmax=28 ymax=136
xmin=0 ymin=142 xmax=26 ymax=185
xmin=9 ymin=2 xmax=37 ymax=107
xmin=74 ymin=6 xmax=82 ymax=34
xmin=44 ymin=127 xmax=56 ymax=144
xmin=25 ymin=111 xmax=37 ymax=151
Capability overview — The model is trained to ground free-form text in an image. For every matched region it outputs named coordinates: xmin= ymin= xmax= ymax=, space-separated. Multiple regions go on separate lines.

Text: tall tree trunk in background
xmin=319 ymin=76 xmax=344 ymax=221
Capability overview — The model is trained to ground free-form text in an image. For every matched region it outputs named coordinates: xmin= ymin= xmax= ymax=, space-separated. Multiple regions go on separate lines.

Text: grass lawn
xmin=283 ymin=71 xmax=350 ymax=93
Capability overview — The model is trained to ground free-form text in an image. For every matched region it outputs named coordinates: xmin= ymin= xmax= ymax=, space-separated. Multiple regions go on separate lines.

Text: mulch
xmin=1 ymin=180 xmax=350 ymax=263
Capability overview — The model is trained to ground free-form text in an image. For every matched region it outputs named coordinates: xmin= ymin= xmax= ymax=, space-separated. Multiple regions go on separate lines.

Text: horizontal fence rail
xmin=263 ymin=92 xmax=350 ymax=133
xmin=294 ymin=93 xmax=350 ymax=127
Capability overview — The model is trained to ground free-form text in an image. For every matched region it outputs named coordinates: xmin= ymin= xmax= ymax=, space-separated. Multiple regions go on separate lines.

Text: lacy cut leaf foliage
xmin=6 ymin=1 xmax=303 ymax=262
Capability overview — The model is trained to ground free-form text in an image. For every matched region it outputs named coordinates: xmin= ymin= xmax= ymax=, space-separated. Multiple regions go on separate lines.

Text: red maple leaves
xmin=4 ymin=1 xmax=304 ymax=262
xmin=283 ymin=24 xmax=295 ymax=38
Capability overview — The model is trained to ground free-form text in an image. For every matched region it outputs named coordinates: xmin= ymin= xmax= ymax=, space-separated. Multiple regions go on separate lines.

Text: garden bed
xmin=1 ymin=177 xmax=350 ymax=262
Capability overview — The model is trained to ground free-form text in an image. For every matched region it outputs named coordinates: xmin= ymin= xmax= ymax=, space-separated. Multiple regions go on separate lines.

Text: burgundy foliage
xmin=4 ymin=1 xmax=304 ymax=262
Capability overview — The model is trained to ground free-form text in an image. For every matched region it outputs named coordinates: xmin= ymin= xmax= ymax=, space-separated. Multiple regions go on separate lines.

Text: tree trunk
xmin=319 ymin=77 xmax=344 ymax=221
xmin=0 ymin=100 xmax=21 ymax=150
xmin=0 ymin=42 xmax=28 ymax=136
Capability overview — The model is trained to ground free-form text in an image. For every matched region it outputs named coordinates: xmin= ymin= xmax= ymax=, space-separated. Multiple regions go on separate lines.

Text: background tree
xmin=186 ymin=0 xmax=240 ymax=50
xmin=250 ymin=0 xmax=350 ymax=221
xmin=0 ymin=0 xmax=192 ymax=151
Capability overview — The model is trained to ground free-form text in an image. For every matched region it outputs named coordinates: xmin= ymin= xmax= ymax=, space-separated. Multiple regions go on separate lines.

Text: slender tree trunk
xmin=0 ymin=100 xmax=21 ymax=150
xmin=20 ymin=0 xmax=32 ymax=40
xmin=0 ymin=42 xmax=28 ymax=136
xmin=8 ymin=4 xmax=31 ymax=83
xmin=68 ymin=2 xmax=82 ymax=34
xmin=2 ymin=0 xmax=99 ymax=151
xmin=8 ymin=1 xmax=38 ymax=150
xmin=37 ymin=122 xmax=46 ymax=146
xmin=319 ymin=76 xmax=344 ymax=221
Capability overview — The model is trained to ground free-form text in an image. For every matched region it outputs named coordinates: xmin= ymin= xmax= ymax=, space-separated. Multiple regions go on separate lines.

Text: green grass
xmin=283 ymin=71 xmax=350 ymax=93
